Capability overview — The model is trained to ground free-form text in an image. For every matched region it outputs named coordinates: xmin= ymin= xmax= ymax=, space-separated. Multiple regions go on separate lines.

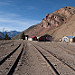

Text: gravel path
xmin=35 ymin=42 xmax=75 ymax=71
xmin=0 ymin=40 xmax=75 ymax=75
xmin=0 ymin=43 xmax=23 ymax=75
xmin=0 ymin=40 xmax=21 ymax=61
xmin=13 ymin=41 xmax=54 ymax=75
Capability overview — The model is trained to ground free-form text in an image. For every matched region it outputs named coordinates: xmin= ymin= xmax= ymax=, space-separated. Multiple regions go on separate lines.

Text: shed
xmin=25 ymin=35 xmax=29 ymax=40
xmin=39 ymin=34 xmax=52 ymax=41
xmin=73 ymin=37 xmax=75 ymax=42
xmin=28 ymin=38 xmax=33 ymax=41
xmin=62 ymin=36 xmax=75 ymax=42
xmin=28 ymin=36 xmax=37 ymax=41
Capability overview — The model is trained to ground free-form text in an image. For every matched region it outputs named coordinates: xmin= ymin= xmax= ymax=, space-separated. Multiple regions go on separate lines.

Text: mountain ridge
xmin=0 ymin=32 xmax=5 ymax=39
xmin=0 ymin=31 xmax=21 ymax=39
xmin=12 ymin=6 xmax=75 ymax=41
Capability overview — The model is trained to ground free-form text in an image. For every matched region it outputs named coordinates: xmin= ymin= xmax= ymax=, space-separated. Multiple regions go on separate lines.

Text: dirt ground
xmin=0 ymin=40 xmax=75 ymax=75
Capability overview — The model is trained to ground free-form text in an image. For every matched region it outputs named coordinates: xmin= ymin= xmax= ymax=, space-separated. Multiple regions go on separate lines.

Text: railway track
xmin=0 ymin=44 xmax=21 ymax=64
xmin=35 ymin=42 xmax=75 ymax=71
xmin=56 ymin=43 xmax=75 ymax=55
xmin=0 ymin=43 xmax=24 ymax=75
xmin=31 ymin=42 xmax=75 ymax=75
xmin=0 ymin=41 xmax=14 ymax=46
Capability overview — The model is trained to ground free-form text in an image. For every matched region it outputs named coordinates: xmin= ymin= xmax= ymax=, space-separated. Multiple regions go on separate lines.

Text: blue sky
xmin=0 ymin=0 xmax=75 ymax=32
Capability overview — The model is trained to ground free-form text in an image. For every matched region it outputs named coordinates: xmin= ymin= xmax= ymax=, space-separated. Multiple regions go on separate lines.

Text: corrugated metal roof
xmin=66 ymin=36 xmax=75 ymax=39
xmin=30 ymin=36 xmax=36 ymax=38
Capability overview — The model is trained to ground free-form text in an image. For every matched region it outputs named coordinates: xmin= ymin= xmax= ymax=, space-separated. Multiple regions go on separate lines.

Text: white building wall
xmin=25 ymin=37 xmax=28 ymax=40
xmin=62 ymin=36 xmax=73 ymax=43
xmin=70 ymin=39 xmax=73 ymax=42
xmin=62 ymin=36 xmax=69 ymax=42
xmin=28 ymin=38 xmax=33 ymax=41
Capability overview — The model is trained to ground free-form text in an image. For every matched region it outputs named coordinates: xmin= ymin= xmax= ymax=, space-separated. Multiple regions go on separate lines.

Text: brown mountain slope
xmin=12 ymin=6 xmax=75 ymax=41
xmin=12 ymin=25 xmax=36 ymax=39
xmin=50 ymin=14 xmax=75 ymax=41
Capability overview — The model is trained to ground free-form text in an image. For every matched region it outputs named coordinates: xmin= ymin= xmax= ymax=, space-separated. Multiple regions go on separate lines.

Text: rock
xmin=41 ymin=6 xmax=75 ymax=28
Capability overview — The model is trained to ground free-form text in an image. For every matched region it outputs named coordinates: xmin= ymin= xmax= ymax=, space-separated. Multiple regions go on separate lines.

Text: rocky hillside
xmin=12 ymin=6 xmax=75 ymax=41
xmin=41 ymin=6 xmax=75 ymax=28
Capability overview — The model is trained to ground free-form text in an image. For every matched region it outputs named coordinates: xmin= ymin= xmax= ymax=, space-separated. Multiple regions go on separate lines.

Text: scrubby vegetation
xmin=4 ymin=33 xmax=11 ymax=40
xmin=21 ymin=32 xmax=25 ymax=40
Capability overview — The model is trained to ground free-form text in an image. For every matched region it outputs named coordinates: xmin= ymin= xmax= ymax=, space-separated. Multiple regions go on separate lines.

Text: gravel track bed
xmin=57 ymin=42 xmax=75 ymax=53
xmin=0 ymin=40 xmax=14 ymax=46
xmin=0 ymin=42 xmax=23 ymax=75
xmin=0 ymin=41 xmax=75 ymax=75
xmin=13 ymin=41 xmax=54 ymax=75
xmin=0 ymin=41 xmax=21 ymax=61
xmin=34 ymin=42 xmax=75 ymax=71
xmin=32 ymin=42 xmax=75 ymax=75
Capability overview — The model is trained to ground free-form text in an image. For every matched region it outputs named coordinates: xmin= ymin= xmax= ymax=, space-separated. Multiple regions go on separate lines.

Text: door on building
xmin=73 ymin=37 xmax=75 ymax=42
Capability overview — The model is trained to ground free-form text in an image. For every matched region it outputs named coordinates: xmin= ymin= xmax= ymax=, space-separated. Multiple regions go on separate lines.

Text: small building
xmin=25 ymin=35 xmax=29 ymax=40
xmin=28 ymin=36 xmax=37 ymax=41
xmin=73 ymin=37 xmax=75 ymax=42
xmin=62 ymin=36 xmax=75 ymax=42
xmin=28 ymin=38 xmax=33 ymax=41
xmin=39 ymin=34 xmax=52 ymax=42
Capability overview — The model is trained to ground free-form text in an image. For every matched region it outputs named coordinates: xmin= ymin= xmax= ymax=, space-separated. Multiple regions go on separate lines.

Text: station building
xmin=28 ymin=36 xmax=37 ymax=41
xmin=62 ymin=36 xmax=75 ymax=43
xmin=39 ymin=34 xmax=52 ymax=42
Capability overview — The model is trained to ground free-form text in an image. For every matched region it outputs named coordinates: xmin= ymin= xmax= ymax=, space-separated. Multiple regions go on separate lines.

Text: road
xmin=0 ymin=40 xmax=75 ymax=75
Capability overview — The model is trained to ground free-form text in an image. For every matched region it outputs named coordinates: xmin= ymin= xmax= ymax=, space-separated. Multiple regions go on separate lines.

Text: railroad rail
xmin=0 ymin=43 xmax=24 ymax=75
xmin=56 ymin=43 xmax=75 ymax=55
xmin=31 ymin=42 xmax=75 ymax=75
xmin=35 ymin=42 xmax=75 ymax=71
xmin=0 ymin=41 xmax=14 ymax=46
xmin=0 ymin=44 xmax=21 ymax=65
xmin=32 ymin=44 xmax=59 ymax=75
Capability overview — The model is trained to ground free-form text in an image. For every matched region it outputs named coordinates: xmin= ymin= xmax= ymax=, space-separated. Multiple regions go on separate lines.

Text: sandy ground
xmin=0 ymin=40 xmax=75 ymax=75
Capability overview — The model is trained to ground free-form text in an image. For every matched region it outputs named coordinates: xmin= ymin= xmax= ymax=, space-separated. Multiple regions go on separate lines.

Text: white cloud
xmin=25 ymin=6 xmax=36 ymax=10
xmin=0 ymin=27 xmax=15 ymax=32
xmin=0 ymin=18 xmax=40 ymax=26
xmin=0 ymin=2 xmax=10 ymax=6
xmin=0 ymin=12 xmax=40 ymax=31
xmin=0 ymin=18 xmax=26 ymax=25
xmin=0 ymin=12 xmax=19 ymax=18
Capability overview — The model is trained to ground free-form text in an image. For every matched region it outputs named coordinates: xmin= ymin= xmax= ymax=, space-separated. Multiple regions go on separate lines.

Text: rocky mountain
xmin=0 ymin=32 xmax=5 ymax=39
xmin=41 ymin=6 xmax=75 ymax=28
xmin=0 ymin=31 xmax=21 ymax=39
xmin=4 ymin=31 xmax=21 ymax=38
xmin=12 ymin=6 xmax=75 ymax=41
